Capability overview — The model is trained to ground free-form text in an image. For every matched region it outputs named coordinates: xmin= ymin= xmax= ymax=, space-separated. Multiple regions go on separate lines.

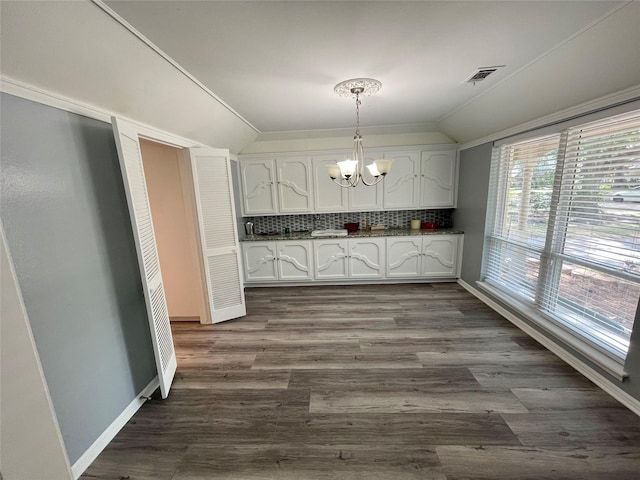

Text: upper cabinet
xmin=313 ymin=153 xmax=382 ymax=212
xmin=349 ymin=153 xmax=383 ymax=211
xmin=241 ymin=159 xmax=278 ymax=215
xmin=276 ymin=157 xmax=313 ymax=213
xmin=239 ymin=146 xmax=457 ymax=215
xmin=383 ymin=148 xmax=458 ymax=210
xmin=312 ymin=155 xmax=348 ymax=213
xmin=420 ymin=150 xmax=457 ymax=208
xmin=241 ymin=157 xmax=313 ymax=215
xmin=382 ymin=151 xmax=420 ymax=209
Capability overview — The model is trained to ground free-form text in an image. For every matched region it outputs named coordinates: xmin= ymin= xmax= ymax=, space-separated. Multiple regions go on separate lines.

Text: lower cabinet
xmin=348 ymin=238 xmax=386 ymax=279
xmin=314 ymin=238 xmax=386 ymax=280
xmin=387 ymin=235 xmax=461 ymax=278
xmin=313 ymin=239 xmax=348 ymax=280
xmin=243 ymin=241 xmax=313 ymax=282
xmin=243 ymin=235 xmax=461 ymax=283
xmin=385 ymin=237 xmax=422 ymax=278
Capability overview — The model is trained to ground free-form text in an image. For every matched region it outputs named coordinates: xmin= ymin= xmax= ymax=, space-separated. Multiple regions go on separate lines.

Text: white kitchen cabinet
xmin=243 ymin=241 xmax=313 ymax=282
xmin=243 ymin=242 xmax=278 ymax=281
xmin=383 ymin=151 xmax=420 ymax=209
xmin=348 ymin=153 xmax=383 ymax=211
xmin=348 ymin=181 xmax=383 ymax=211
xmin=312 ymin=155 xmax=348 ymax=212
xmin=383 ymin=149 xmax=457 ymax=209
xmin=241 ymin=157 xmax=313 ymax=215
xmin=244 ymin=234 xmax=462 ymax=283
xmin=387 ymin=235 xmax=461 ymax=278
xmin=239 ymin=145 xmax=458 ymax=213
xmin=386 ymin=237 xmax=422 ymax=278
xmin=349 ymin=237 xmax=385 ymax=278
xmin=241 ymin=159 xmax=278 ymax=215
xmin=314 ymin=239 xmax=349 ymax=280
xmin=420 ymin=150 xmax=457 ymax=208
xmin=275 ymin=157 xmax=313 ymax=213
xmin=421 ymin=235 xmax=460 ymax=277
xmin=314 ymin=153 xmax=382 ymax=212
xmin=314 ymin=238 xmax=385 ymax=280
xmin=277 ymin=241 xmax=314 ymax=281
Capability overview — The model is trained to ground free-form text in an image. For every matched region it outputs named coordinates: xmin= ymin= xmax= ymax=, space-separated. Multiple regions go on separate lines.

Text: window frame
xmin=481 ymin=107 xmax=640 ymax=378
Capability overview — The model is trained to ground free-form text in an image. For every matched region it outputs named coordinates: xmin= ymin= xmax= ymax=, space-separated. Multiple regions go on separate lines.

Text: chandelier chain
xmin=355 ymin=92 xmax=361 ymax=137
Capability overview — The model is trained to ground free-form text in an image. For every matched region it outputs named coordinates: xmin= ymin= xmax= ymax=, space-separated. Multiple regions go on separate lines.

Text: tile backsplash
xmin=244 ymin=209 xmax=453 ymax=234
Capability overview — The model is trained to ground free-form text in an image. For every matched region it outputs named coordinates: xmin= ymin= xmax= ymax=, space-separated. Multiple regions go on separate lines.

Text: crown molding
xmin=255 ymin=122 xmax=441 ymax=142
xmin=1 ymin=75 xmax=208 ymax=150
xmin=1 ymin=75 xmax=113 ymax=123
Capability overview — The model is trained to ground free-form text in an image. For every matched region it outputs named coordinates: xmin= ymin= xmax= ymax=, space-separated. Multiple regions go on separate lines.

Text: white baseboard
xmin=71 ymin=376 xmax=159 ymax=479
xmin=457 ymin=279 xmax=640 ymax=418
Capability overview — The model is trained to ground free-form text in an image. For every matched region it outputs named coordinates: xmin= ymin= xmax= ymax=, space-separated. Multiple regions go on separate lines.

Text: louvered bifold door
xmin=189 ymin=148 xmax=246 ymax=323
xmin=112 ymin=118 xmax=176 ymax=399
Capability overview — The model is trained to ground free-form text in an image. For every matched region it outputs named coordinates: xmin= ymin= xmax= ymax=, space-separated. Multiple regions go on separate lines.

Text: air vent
xmin=465 ymin=66 xmax=505 ymax=85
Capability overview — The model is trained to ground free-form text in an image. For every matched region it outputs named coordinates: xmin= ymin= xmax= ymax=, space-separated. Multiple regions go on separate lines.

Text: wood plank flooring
xmin=81 ymin=283 xmax=640 ymax=479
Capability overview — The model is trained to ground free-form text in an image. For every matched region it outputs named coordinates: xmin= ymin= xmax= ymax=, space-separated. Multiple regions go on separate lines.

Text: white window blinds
xmin=485 ymin=134 xmax=561 ymax=302
xmin=484 ymin=109 xmax=640 ymax=359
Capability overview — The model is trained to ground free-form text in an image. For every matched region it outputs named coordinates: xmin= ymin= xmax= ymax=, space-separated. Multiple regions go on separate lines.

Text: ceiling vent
xmin=465 ymin=66 xmax=505 ymax=85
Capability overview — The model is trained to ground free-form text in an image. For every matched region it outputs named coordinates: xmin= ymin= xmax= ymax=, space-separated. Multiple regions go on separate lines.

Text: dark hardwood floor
xmin=82 ymin=283 xmax=640 ymax=479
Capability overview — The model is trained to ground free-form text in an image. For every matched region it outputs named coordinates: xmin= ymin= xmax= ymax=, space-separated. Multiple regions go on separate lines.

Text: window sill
xmin=476 ymin=281 xmax=628 ymax=382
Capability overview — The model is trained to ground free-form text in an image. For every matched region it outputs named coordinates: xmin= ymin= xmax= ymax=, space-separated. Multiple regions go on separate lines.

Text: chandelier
xmin=328 ymin=78 xmax=392 ymax=188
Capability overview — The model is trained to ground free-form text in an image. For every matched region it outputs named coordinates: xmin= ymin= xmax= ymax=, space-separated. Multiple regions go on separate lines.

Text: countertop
xmin=240 ymin=228 xmax=464 ymax=242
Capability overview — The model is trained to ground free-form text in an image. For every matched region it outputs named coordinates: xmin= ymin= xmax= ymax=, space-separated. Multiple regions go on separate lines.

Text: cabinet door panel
xmin=386 ymin=237 xmax=422 ymax=277
xmin=276 ymin=157 xmax=313 ymax=213
xmin=349 ymin=181 xmax=383 ymax=211
xmin=241 ymin=160 xmax=277 ymax=215
xmin=383 ymin=152 xmax=420 ymax=209
xmin=420 ymin=151 xmax=457 ymax=207
xmin=243 ymin=242 xmax=278 ymax=281
xmin=314 ymin=239 xmax=348 ymax=279
xmin=421 ymin=235 xmax=458 ymax=277
xmin=312 ymin=156 xmax=348 ymax=212
xmin=349 ymin=238 xmax=385 ymax=278
xmin=278 ymin=241 xmax=313 ymax=281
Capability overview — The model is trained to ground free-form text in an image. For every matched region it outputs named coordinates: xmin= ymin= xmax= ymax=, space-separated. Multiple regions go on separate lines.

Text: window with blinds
xmin=484 ymin=109 xmax=640 ymax=359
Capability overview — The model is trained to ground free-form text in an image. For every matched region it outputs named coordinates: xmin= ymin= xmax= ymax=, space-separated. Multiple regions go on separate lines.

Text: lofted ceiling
xmin=1 ymin=1 xmax=638 ymax=149
xmin=103 ymin=1 xmax=632 ymax=135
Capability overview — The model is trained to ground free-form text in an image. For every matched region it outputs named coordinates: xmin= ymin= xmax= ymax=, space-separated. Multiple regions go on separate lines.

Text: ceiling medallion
xmin=327 ymin=78 xmax=392 ymax=188
xmin=333 ymin=78 xmax=382 ymax=98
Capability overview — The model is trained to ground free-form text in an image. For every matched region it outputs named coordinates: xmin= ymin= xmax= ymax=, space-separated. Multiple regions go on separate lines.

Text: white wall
xmin=240 ymin=130 xmax=455 ymax=154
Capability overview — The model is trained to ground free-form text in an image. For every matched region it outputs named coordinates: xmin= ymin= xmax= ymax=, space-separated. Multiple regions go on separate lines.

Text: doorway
xmin=139 ymin=138 xmax=209 ymax=324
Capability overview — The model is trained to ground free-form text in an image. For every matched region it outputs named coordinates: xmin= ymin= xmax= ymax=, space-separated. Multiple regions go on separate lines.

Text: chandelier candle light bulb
xmin=329 ymin=78 xmax=392 ymax=188
xmin=366 ymin=163 xmax=381 ymax=177
xmin=337 ymin=159 xmax=358 ymax=178
xmin=327 ymin=164 xmax=341 ymax=180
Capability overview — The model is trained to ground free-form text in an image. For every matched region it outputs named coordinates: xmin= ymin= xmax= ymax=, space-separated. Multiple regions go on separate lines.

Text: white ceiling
xmin=1 ymin=1 xmax=638 ymax=150
xmin=104 ymin=0 xmax=625 ymax=134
